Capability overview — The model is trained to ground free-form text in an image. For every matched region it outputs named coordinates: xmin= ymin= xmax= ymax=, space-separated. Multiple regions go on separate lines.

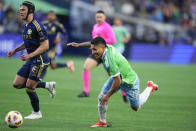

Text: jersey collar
xmin=25 ymin=18 xmax=34 ymax=26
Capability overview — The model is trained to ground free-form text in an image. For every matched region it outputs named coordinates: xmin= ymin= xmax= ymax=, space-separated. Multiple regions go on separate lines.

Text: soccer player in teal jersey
xmin=7 ymin=1 xmax=56 ymax=119
xmin=112 ymin=18 xmax=131 ymax=54
xmin=112 ymin=18 xmax=131 ymax=103
xmin=88 ymin=37 xmax=158 ymax=127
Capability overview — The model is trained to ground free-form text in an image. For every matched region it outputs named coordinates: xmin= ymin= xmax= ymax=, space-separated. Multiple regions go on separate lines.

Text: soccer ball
xmin=5 ymin=111 xmax=23 ymax=128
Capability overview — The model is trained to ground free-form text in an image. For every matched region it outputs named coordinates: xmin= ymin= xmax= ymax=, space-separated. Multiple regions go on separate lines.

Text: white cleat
xmin=46 ymin=82 xmax=56 ymax=98
xmin=24 ymin=111 xmax=42 ymax=119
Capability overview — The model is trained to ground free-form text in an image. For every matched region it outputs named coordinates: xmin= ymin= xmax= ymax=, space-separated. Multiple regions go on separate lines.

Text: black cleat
xmin=77 ymin=92 xmax=89 ymax=97
xmin=122 ymin=96 xmax=128 ymax=103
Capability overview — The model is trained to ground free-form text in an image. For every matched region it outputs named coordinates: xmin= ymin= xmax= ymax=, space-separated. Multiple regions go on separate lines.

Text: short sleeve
xmin=58 ymin=23 xmax=66 ymax=34
xmin=123 ymin=27 xmax=130 ymax=37
xmin=33 ymin=20 xmax=48 ymax=42
xmin=38 ymin=24 xmax=48 ymax=42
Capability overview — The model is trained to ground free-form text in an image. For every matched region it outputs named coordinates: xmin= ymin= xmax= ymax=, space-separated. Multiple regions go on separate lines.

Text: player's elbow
xmin=113 ymin=75 xmax=121 ymax=85
xmin=45 ymin=40 xmax=49 ymax=50
xmin=45 ymin=45 xmax=49 ymax=51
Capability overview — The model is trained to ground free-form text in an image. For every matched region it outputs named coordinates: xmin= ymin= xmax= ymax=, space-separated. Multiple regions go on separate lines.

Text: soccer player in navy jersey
xmin=42 ymin=11 xmax=74 ymax=72
xmin=7 ymin=1 xmax=56 ymax=119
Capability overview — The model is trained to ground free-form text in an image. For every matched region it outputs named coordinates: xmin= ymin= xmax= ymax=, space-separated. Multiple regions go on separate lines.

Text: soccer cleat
xmin=147 ymin=81 xmax=154 ymax=87
xmin=122 ymin=95 xmax=128 ymax=103
xmin=67 ymin=60 xmax=75 ymax=73
xmin=147 ymin=81 xmax=158 ymax=92
xmin=77 ymin=92 xmax=89 ymax=97
xmin=24 ymin=111 xmax=42 ymax=119
xmin=47 ymin=82 xmax=56 ymax=98
xmin=152 ymin=84 xmax=158 ymax=92
xmin=91 ymin=120 xmax=108 ymax=127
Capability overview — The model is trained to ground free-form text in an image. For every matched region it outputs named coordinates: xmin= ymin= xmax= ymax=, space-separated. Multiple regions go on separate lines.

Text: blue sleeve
xmin=57 ymin=23 xmax=66 ymax=34
xmin=38 ymin=23 xmax=48 ymax=42
xmin=32 ymin=20 xmax=48 ymax=42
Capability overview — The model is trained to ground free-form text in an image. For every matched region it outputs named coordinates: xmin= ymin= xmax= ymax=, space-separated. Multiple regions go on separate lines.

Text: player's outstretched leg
xmin=77 ymin=71 xmax=90 ymax=97
xmin=78 ymin=58 xmax=98 ymax=98
xmin=91 ymin=93 xmax=108 ymax=127
xmin=51 ymin=60 xmax=75 ymax=73
xmin=36 ymin=81 xmax=56 ymax=98
xmin=91 ymin=78 xmax=114 ymax=127
xmin=138 ymin=81 xmax=158 ymax=109
xmin=24 ymin=79 xmax=42 ymax=119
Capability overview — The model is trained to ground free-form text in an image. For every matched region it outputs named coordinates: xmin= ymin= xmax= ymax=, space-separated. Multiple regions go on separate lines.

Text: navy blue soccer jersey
xmin=42 ymin=20 xmax=66 ymax=50
xmin=22 ymin=19 xmax=49 ymax=63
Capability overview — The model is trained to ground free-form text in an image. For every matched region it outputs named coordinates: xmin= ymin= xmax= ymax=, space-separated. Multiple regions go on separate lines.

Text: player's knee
xmin=98 ymin=94 xmax=102 ymax=101
xmin=25 ymin=86 xmax=35 ymax=93
xmin=98 ymin=93 xmax=104 ymax=103
xmin=13 ymin=82 xmax=24 ymax=89
xmin=26 ymin=82 xmax=36 ymax=90
xmin=50 ymin=63 xmax=56 ymax=69
xmin=51 ymin=66 xmax=56 ymax=70
xmin=131 ymin=106 xmax=139 ymax=112
xmin=83 ymin=63 xmax=91 ymax=72
xmin=83 ymin=66 xmax=89 ymax=72
xmin=13 ymin=84 xmax=20 ymax=89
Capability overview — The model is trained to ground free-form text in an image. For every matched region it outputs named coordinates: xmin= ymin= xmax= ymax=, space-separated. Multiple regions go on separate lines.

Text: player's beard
xmin=94 ymin=53 xmax=100 ymax=58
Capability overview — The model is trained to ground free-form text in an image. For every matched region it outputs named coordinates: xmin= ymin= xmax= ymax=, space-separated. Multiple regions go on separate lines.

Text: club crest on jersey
xmin=51 ymin=27 xmax=56 ymax=32
xmin=27 ymin=29 xmax=32 ymax=35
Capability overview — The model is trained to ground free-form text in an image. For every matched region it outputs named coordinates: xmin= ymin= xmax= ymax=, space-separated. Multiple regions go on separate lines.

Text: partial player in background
xmin=112 ymin=18 xmax=131 ymax=54
xmin=88 ymin=37 xmax=158 ymax=127
xmin=68 ymin=10 xmax=116 ymax=97
xmin=112 ymin=18 xmax=131 ymax=103
xmin=43 ymin=11 xmax=74 ymax=73
xmin=7 ymin=1 xmax=56 ymax=119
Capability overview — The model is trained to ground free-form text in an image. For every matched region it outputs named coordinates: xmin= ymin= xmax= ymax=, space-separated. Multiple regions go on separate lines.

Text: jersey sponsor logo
xmin=23 ymin=34 xmax=32 ymax=39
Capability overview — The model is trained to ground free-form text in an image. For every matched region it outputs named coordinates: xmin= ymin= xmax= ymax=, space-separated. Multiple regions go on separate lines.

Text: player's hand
xmin=66 ymin=42 xmax=79 ymax=47
xmin=100 ymin=94 xmax=110 ymax=105
xmin=7 ymin=49 xmax=16 ymax=58
xmin=20 ymin=54 xmax=31 ymax=61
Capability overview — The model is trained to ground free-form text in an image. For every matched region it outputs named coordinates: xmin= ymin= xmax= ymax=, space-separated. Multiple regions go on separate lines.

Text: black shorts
xmin=88 ymin=54 xmax=102 ymax=65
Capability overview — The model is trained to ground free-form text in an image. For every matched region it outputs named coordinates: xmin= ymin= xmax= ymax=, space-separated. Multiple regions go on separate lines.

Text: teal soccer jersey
xmin=112 ymin=26 xmax=130 ymax=53
xmin=101 ymin=45 xmax=137 ymax=85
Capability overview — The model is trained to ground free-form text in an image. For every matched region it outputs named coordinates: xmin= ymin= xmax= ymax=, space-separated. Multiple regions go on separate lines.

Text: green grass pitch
xmin=0 ymin=56 xmax=196 ymax=131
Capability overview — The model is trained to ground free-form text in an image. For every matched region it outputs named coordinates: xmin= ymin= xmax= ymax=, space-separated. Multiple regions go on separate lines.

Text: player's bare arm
xmin=7 ymin=43 xmax=25 ymax=58
xmin=67 ymin=42 xmax=91 ymax=48
xmin=21 ymin=40 xmax=49 ymax=61
xmin=100 ymin=75 xmax=121 ymax=105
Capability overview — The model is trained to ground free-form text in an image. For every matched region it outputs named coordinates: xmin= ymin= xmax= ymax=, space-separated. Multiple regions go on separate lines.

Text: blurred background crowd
xmin=0 ymin=0 xmax=195 ymax=45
